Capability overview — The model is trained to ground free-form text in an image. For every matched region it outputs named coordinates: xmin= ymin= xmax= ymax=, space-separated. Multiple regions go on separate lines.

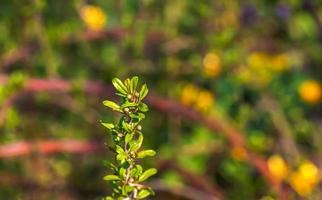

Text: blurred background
xmin=0 ymin=0 xmax=322 ymax=199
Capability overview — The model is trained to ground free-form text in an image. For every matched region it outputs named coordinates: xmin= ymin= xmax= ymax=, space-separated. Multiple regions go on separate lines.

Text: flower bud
xmin=137 ymin=125 xmax=142 ymax=131
xmin=130 ymin=151 xmax=136 ymax=158
xmin=117 ymin=133 xmax=123 ymax=138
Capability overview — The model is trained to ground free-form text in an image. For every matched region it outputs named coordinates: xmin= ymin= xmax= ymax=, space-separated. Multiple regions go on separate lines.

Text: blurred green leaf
xmin=138 ymin=168 xmax=157 ymax=182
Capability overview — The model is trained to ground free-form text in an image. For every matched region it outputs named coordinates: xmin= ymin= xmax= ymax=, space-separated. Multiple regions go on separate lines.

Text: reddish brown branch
xmin=62 ymin=28 xmax=130 ymax=43
xmin=0 ymin=140 xmax=103 ymax=158
xmin=0 ymin=75 xmax=281 ymax=190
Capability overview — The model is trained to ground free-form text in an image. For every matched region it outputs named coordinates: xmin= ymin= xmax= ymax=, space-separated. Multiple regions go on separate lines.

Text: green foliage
xmin=102 ymin=77 xmax=156 ymax=200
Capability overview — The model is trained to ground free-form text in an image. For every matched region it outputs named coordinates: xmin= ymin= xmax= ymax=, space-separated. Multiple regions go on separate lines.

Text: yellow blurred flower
xmin=237 ymin=52 xmax=290 ymax=87
xmin=180 ymin=84 xmax=214 ymax=113
xmin=80 ymin=5 xmax=107 ymax=31
xmin=202 ymin=53 xmax=221 ymax=77
xmin=195 ymin=90 xmax=214 ymax=112
xmin=247 ymin=52 xmax=290 ymax=71
xmin=236 ymin=64 xmax=271 ymax=87
xmin=267 ymin=155 xmax=288 ymax=180
xmin=298 ymin=80 xmax=322 ymax=104
xmin=230 ymin=146 xmax=248 ymax=161
xmin=271 ymin=54 xmax=289 ymax=71
xmin=247 ymin=52 xmax=269 ymax=69
xmin=181 ymin=84 xmax=199 ymax=106
xmin=289 ymin=162 xmax=320 ymax=197
xmin=299 ymin=161 xmax=320 ymax=181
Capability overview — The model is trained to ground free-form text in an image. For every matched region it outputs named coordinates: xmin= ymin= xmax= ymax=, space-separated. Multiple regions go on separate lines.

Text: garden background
xmin=0 ymin=0 xmax=322 ymax=199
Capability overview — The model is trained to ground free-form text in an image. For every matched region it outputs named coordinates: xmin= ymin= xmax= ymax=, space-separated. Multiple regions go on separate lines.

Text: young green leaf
xmin=138 ymin=168 xmax=157 ymax=182
xmin=115 ymin=145 xmax=125 ymax=154
xmin=102 ymin=160 xmax=117 ymax=171
xmin=125 ymin=132 xmax=134 ymax=143
xmin=112 ymin=78 xmax=128 ymax=94
xmin=124 ymin=78 xmax=131 ymax=90
xmin=104 ymin=175 xmax=121 ymax=181
xmin=139 ymin=84 xmax=148 ymax=100
xmin=122 ymin=120 xmax=133 ymax=132
xmin=129 ymin=132 xmax=143 ymax=152
xmin=130 ymin=76 xmax=139 ymax=93
xmin=138 ymin=103 xmax=149 ymax=112
xmin=138 ymin=189 xmax=152 ymax=199
xmin=103 ymin=100 xmax=122 ymax=112
xmin=123 ymin=185 xmax=135 ymax=195
xmin=121 ymin=101 xmax=137 ymax=109
xmin=137 ymin=150 xmax=156 ymax=158
xmin=101 ymin=122 xmax=114 ymax=130
xmin=119 ymin=167 xmax=126 ymax=179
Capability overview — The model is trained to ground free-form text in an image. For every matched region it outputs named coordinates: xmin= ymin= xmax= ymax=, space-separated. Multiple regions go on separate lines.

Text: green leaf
xmin=102 ymin=160 xmax=117 ymax=171
xmin=125 ymin=132 xmax=134 ymax=143
xmin=139 ymin=84 xmax=149 ymax=100
xmin=116 ymin=153 xmax=127 ymax=164
xmin=130 ymin=164 xmax=143 ymax=177
xmin=121 ymin=101 xmax=137 ymax=109
xmin=101 ymin=122 xmax=114 ymax=130
xmin=103 ymin=100 xmax=122 ymax=112
xmin=115 ymin=145 xmax=125 ymax=154
xmin=139 ymin=103 xmax=149 ymax=112
xmin=137 ymin=132 xmax=144 ymax=148
xmin=112 ymin=78 xmax=128 ymax=94
xmin=129 ymin=113 xmax=140 ymax=121
xmin=139 ymin=168 xmax=157 ymax=182
xmin=130 ymin=76 xmax=139 ymax=93
xmin=122 ymin=185 xmax=134 ymax=195
xmin=115 ymin=92 xmax=127 ymax=97
xmin=137 ymin=150 xmax=156 ymax=158
xmin=119 ymin=167 xmax=126 ymax=179
xmin=105 ymin=196 xmax=114 ymax=200
xmin=129 ymin=132 xmax=143 ymax=152
xmin=124 ymin=78 xmax=131 ymax=90
xmin=122 ymin=120 xmax=132 ymax=132
xmin=115 ymin=145 xmax=127 ymax=163
xmin=138 ymin=113 xmax=145 ymax=120
xmin=104 ymin=175 xmax=121 ymax=181
xmin=138 ymin=189 xmax=152 ymax=199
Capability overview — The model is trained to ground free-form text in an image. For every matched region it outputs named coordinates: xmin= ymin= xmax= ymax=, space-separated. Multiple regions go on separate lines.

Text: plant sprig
xmin=102 ymin=76 xmax=157 ymax=200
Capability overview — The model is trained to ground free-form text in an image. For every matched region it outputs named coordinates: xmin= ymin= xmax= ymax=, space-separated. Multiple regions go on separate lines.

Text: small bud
xmin=137 ymin=125 xmax=142 ymax=131
xmin=124 ymin=108 xmax=130 ymax=113
xmin=127 ymin=94 xmax=132 ymax=99
xmin=117 ymin=133 xmax=123 ymax=137
xmin=130 ymin=151 xmax=136 ymax=158
xmin=129 ymin=178 xmax=134 ymax=183
xmin=135 ymin=92 xmax=140 ymax=97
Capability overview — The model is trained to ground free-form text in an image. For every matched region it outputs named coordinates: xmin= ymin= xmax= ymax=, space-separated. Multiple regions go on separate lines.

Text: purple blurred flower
xmin=275 ymin=4 xmax=291 ymax=19
xmin=241 ymin=4 xmax=258 ymax=26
